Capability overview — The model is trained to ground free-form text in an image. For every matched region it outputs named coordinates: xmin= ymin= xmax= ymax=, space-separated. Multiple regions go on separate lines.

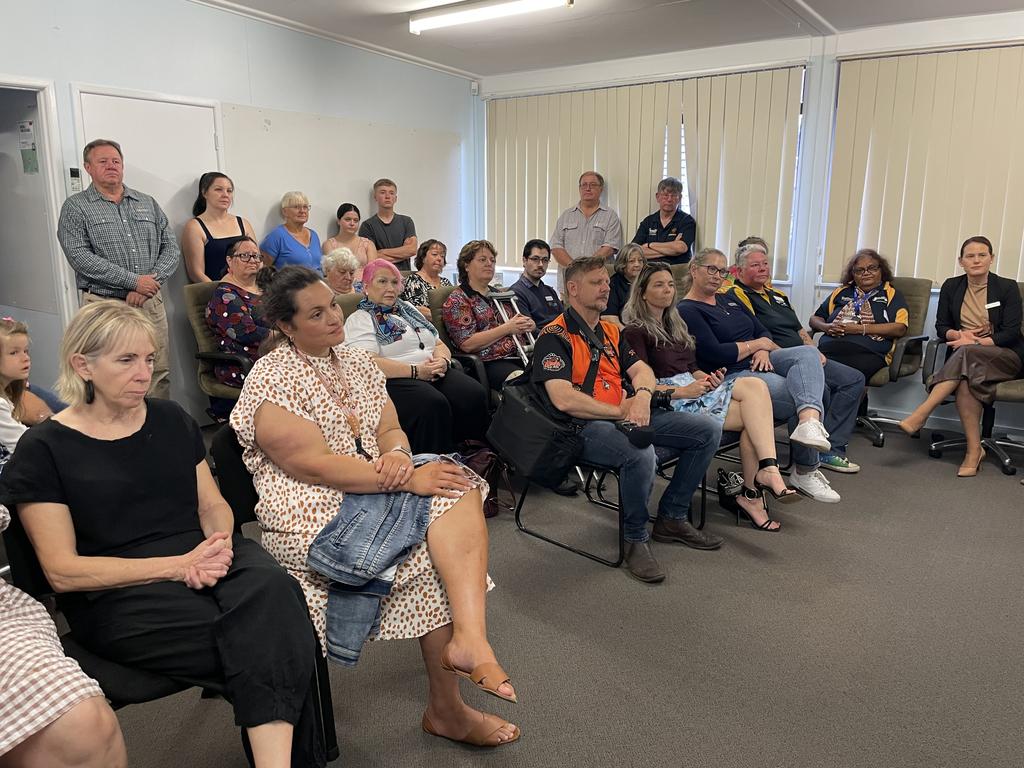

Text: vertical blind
xmin=825 ymin=46 xmax=1024 ymax=285
xmin=486 ymin=66 xmax=804 ymax=278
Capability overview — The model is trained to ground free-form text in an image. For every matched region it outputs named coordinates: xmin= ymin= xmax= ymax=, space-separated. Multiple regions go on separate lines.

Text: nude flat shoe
xmin=422 ymin=712 xmax=521 ymax=747
xmin=440 ymin=651 xmax=517 ymax=703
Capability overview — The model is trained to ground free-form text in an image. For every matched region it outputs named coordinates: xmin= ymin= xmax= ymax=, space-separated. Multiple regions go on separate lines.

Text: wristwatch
xmin=389 ymin=446 xmax=413 ymax=460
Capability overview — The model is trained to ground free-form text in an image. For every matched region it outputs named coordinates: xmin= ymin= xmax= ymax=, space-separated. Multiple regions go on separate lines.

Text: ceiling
xmin=201 ymin=0 xmax=1024 ymax=77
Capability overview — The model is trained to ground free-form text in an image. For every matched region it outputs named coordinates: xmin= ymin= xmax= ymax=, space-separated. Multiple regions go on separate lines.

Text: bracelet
xmin=636 ymin=386 xmax=654 ymax=397
xmin=389 ymin=446 xmax=413 ymax=459
xmin=443 ymin=358 xmax=451 ymax=372
xmin=411 ymin=364 xmax=418 ymax=379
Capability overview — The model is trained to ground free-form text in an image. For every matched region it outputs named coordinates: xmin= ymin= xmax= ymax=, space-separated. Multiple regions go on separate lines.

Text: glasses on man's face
xmin=526 ymin=255 xmax=551 ymax=264
xmin=703 ymin=265 xmax=731 ymax=278
xmin=233 ymin=252 xmax=262 ymax=263
xmin=657 ymin=191 xmax=681 ymax=199
xmin=852 ymin=264 xmax=880 ymax=276
xmin=579 ymin=182 xmax=603 ymax=190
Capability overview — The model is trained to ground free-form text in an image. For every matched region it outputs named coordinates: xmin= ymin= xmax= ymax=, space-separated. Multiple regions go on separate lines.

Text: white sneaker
xmin=789 ymin=420 xmax=832 ymax=452
xmin=790 ymin=469 xmax=841 ymax=503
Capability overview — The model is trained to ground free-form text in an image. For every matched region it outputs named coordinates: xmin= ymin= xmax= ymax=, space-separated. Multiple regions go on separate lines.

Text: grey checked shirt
xmin=549 ymin=204 xmax=623 ymax=260
xmin=57 ymin=184 xmax=180 ymax=298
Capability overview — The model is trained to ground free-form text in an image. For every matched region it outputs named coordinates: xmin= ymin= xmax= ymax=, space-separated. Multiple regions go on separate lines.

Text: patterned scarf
xmin=357 ymin=297 xmax=438 ymax=346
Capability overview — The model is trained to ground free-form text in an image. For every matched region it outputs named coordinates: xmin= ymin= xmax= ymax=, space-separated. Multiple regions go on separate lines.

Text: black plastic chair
xmin=209 ymin=425 xmax=340 ymax=761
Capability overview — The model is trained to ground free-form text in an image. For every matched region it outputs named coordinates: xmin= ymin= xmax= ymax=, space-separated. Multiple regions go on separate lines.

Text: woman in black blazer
xmin=900 ymin=236 xmax=1024 ymax=476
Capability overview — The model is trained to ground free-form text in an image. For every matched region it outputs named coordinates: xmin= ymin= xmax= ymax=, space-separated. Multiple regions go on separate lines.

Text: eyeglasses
xmin=579 ymin=182 xmax=603 ymax=190
xmin=288 ymin=205 xmax=310 ymax=211
xmin=525 ymin=255 xmax=551 ymax=264
xmin=232 ymin=252 xmax=262 ymax=262
xmin=852 ymin=264 xmax=880 ymax=276
xmin=703 ymin=265 xmax=731 ymax=278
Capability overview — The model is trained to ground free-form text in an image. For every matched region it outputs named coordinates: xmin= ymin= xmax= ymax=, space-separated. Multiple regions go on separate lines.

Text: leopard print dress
xmin=230 ymin=343 xmax=491 ymax=649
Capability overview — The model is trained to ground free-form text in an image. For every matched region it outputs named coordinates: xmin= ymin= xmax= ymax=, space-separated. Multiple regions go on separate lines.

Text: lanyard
xmin=851 ymin=287 xmax=880 ymax=318
xmin=293 ymin=346 xmax=373 ymax=461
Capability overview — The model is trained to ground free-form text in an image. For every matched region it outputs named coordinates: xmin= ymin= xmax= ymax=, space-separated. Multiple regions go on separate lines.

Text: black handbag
xmin=486 ymin=351 xmax=601 ymax=490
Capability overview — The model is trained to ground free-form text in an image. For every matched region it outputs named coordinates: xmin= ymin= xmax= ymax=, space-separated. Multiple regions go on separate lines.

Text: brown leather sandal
xmin=422 ymin=713 xmax=521 ymax=747
xmin=440 ymin=651 xmax=517 ymax=703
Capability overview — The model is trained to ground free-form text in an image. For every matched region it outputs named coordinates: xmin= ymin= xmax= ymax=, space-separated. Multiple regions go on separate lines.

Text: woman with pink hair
xmin=344 ymin=259 xmax=489 ymax=453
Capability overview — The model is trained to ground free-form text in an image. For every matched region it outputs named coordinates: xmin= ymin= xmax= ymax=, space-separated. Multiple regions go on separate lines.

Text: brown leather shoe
xmin=624 ymin=541 xmax=665 ymax=583
xmin=651 ymin=517 xmax=724 ymax=550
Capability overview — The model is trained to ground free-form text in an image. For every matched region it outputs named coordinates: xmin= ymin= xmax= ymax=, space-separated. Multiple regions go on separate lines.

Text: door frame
xmin=0 ymin=73 xmax=77 ymax=327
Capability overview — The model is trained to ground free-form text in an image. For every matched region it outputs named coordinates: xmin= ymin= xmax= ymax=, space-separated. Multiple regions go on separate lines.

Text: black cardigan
xmin=934 ymin=272 xmax=1024 ymax=363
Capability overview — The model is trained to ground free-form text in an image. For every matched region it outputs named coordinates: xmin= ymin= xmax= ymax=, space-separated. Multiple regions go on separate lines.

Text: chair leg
xmin=856 ymin=414 xmax=886 ymax=448
xmin=982 ymin=436 xmax=1023 ymax=476
xmin=514 ymin=476 xmax=625 ymax=568
xmin=313 ymin=638 xmax=340 ymax=762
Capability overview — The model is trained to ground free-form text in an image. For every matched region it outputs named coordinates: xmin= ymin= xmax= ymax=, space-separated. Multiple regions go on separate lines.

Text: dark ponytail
xmin=192 ymin=171 xmax=233 ymax=217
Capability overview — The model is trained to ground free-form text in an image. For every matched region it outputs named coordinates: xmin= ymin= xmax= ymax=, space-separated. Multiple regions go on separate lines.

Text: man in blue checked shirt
xmin=57 ymin=139 xmax=180 ymax=398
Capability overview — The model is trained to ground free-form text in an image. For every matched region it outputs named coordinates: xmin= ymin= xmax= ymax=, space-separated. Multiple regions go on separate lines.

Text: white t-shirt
xmin=344 ymin=305 xmax=436 ymax=364
xmin=0 ymin=397 xmax=27 ymax=453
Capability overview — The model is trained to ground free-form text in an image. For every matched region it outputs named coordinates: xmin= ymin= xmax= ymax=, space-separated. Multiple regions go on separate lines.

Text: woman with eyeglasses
xmin=680 ymin=249 xmax=842 ymax=503
xmin=204 ymin=237 xmax=273 ymax=413
xmin=602 ymin=243 xmax=647 ymax=327
xmin=808 ymin=249 xmax=908 ymax=384
xmin=344 ymin=259 xmax=488 ymax=453
xmin=402 ymin=239 xmax=453 ymax=319
xmin=899 ymin=236 xmax=1023 ymax=476
xmin=182 ymin=171 xmax=257 ymax=283
xmin=624 ymin=262 xmax=799 ymax=531
xmin=260 ymin=191 xmax=322 ymax=271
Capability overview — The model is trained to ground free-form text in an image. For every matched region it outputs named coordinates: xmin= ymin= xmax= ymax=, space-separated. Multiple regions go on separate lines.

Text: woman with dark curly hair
xmin=808 ymin=248 xmax=909 ymax=383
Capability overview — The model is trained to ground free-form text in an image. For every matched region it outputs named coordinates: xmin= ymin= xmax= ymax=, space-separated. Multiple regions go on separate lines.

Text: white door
xmin=75 ymin=88 xmax=221 ymax=423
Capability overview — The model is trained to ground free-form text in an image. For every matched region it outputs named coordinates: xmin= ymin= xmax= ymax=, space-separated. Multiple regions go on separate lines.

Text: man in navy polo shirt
xmin=632 ymin=177 xmax=697 ymax=265
xmin=509 ymin=239 xmax=563 ymax=328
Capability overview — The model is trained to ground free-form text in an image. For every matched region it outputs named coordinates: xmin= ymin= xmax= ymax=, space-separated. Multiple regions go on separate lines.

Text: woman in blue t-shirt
xmin=260 ymin=191 xmax=322 ymax=272
xmin=808 ymin=249 xmax=908 ymax=382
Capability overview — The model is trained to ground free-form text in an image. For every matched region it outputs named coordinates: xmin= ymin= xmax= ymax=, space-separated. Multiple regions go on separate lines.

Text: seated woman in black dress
xmin=0 ymin=301 xmax=325 ymax=767
xmin=808 ymin=248 xmax=909 ymax=384
xmin=899 ymin=236 xmax=1024 ymax=476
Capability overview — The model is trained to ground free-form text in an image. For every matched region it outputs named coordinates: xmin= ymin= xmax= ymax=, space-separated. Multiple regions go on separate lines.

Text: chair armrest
xmin=921 ymin=339 xmax=946 ymax=385
xmin=453 ymin=353 xmax=488 ymax=388
xmin=888 ymin=334 xmax=928 ymax=380
xmin=195 ymin=351 xmax=253 ymax=375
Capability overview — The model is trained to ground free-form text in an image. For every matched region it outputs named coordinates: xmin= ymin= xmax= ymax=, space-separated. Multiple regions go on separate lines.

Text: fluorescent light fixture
xmin=409 ymin=0 xmax=573 ymax=35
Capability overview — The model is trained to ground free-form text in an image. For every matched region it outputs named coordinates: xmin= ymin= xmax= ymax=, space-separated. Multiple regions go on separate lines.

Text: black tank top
xmin=196 ymin=216 xmax=245 ymax=280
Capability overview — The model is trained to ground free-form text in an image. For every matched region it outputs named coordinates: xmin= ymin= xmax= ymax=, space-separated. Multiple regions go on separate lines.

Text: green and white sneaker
xmin=819 ymin=452 xmax=860 ymax=473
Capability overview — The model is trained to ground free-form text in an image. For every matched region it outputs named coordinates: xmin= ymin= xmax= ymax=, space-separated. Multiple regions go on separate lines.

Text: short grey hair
xmin=657 ymin=177 xmax=683 ymax=195
xmin=322 ymin=247 xmax=360 ymax=275
xmin=280 ymin=190 xmax=309 ymax=213
xmin=734 ymin=242 xmax=768 ymax=269
xmin=614 ymin=243 xmax=645 ymax=275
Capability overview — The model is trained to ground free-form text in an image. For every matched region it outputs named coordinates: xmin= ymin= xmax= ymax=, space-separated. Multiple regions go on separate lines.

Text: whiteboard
xmin=221 ymin=103 xmax=462 ymax=260
xmin=76 ymin=90 xmax=221 ymax=423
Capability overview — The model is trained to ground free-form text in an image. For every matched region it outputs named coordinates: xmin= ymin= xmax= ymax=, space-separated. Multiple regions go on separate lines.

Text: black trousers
xmin=822 ymin=341 xmax=887 ymax=417
xmin=483 ymin=358 xmax=525 ymax=393
xmin=387 ymin=368 xmax=490 ymax=453
xmin=69 ymin=536 xmax=324 ymax=767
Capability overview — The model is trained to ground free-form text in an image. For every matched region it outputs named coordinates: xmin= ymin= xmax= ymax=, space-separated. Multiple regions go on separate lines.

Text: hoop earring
xmin=84 ymin=380 xmax=95 ymax=404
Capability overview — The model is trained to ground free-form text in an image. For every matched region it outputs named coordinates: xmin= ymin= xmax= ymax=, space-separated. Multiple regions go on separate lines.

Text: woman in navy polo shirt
xmin=808 ymin=249 xmax=908 ymax=383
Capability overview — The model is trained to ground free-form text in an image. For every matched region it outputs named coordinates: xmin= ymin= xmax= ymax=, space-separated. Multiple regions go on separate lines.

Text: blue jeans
xmin=730 ymin=345 xmax=826 ymax=470
xmin=579 ymin=410 xmax=722 ymax=543
xmin=820 ymin=359 xmax=865 ymax=452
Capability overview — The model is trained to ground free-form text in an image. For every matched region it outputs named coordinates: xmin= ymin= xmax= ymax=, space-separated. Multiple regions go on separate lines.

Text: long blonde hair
xmin=622 ymin=263 xmax=694 ymax=349
xmin=0 ymin=317 xmax=29 ymax=420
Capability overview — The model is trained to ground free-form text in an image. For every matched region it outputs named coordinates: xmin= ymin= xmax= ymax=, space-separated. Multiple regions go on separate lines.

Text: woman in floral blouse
xmin=441 ymin=240 xmax=533 ymax=391
xmin=205 ymin=237 xmax=273 ymax=408
xmin=402 ymin=239 xmax=453 ymax=318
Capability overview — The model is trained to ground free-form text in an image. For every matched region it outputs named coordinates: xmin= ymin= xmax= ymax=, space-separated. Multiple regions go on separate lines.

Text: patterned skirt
xmin=0 ymin=585 xmax=104 ymax=755
xmin=658 ymin=373 xmax=737 ymax=422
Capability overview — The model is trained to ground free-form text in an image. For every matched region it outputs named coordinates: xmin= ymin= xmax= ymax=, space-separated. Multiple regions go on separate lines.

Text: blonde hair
xmin=0 ymin=317 xmax=29 ymax=420
xmin=280 ymin=190 xmax=309 ymax=214
xmin=322 ymin=247 xmax=360 ymax=275
xmin=680 ymin=248 xmax=727 ymax=295
xmin=57 ymin=301 xmax=158 ymax=406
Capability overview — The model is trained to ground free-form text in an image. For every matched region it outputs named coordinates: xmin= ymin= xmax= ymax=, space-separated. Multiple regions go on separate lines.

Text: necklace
xmin=292 ymin=346 xmax=373 ymax=461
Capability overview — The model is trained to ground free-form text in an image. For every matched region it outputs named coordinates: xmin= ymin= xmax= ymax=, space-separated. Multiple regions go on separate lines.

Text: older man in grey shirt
xmin=57 ymin=139 xmax=180 ymax=399
xmin=550 ymin=171 xmax=623 ymax=285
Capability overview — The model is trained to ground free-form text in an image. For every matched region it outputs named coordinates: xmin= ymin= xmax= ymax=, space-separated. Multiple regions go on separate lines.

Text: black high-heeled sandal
xmin=754 ymin=458 xmax=801 ymax=504
xmin=735 ymin=486 xmax=781 ymax=532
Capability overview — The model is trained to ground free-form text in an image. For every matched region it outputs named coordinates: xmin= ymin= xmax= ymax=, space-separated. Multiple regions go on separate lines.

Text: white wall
xmin=0 ymin=88 xmax=62 ymax=389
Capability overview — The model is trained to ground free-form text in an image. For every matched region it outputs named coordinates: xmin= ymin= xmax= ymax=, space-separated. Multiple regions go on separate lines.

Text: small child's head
xmin=0 ymin=317 xmax=30 ymax=415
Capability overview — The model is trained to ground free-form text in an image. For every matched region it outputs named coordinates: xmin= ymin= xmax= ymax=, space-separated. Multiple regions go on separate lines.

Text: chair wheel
xmin=872 ymin=435 xmax=885 ymax=448
xmin=928 ymin=449 xmax=942 ymax=459
xmin=1001 ymin=464 xmax=1017 ymax=476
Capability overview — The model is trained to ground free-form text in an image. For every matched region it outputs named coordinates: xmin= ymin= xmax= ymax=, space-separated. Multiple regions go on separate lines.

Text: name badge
xmin=773 ymin=296 xmax=786 ymax=304
xmin=985 ymin=301 xmax=1001 ymax=309
xmin=648 ymin=228 xmax=657 ymax=237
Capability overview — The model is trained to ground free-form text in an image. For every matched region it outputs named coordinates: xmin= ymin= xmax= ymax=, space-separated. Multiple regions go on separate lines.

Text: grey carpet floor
xmin=106 ymin=430 xmax=1024 ymax=767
